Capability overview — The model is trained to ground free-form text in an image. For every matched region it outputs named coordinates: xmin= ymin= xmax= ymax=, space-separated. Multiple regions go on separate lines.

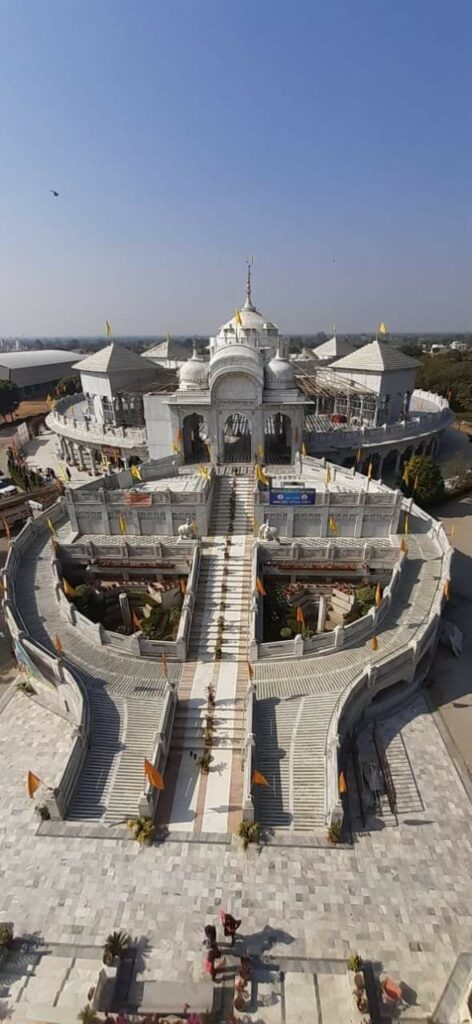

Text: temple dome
xmin=178 ymin=349 xmax=209 ymax=391
xmin=265 ymin=349 xmax=296 ymax=390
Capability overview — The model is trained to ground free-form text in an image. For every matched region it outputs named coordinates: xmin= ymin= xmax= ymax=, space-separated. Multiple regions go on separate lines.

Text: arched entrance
xmin=223 ymin=414 xmax=251 ymax=463
xmin=264 ymin=413 xmax=292 ymax=464
xmin=182 ymin=413 xmax=209 ymax=464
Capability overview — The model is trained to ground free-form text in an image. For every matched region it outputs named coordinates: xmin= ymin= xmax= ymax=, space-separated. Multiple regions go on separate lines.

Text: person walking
xmin=203 ymin=924 xmax=217 ymax=949
xmin=220 ymin=911 xmax=242 ymax=946
xmin=204 ymin=943 xmax=226 ymax=982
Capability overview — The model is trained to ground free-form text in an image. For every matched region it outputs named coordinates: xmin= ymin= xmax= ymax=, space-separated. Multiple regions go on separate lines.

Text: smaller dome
xmin=179 ymin=349 xmax=209 ymax=391
xmin=265 ymin=350 xmax=295 ymax=390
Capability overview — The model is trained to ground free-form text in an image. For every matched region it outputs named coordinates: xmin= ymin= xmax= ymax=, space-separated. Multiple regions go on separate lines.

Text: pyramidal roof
xmin=313 ymin=335 xmax=356 ymax=360
xmin=144 ymin=338 xmax=189 ymax=360
xmin=330 ymin=338 xmax=419 ymax=373
xmin=73 ymin=343 xmax=156 ymax=374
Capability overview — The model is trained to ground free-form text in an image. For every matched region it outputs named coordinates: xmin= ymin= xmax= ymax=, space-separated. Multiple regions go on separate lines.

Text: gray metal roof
xmin=330 ymin=339 xmax=419 ymax=373
xmin=73 ymin=343 xmax=156 ymax=374
xmin=0 ymin=350 xmax=78 ymax=369
xmin=312 ymin=335 xmax=356 ymax=360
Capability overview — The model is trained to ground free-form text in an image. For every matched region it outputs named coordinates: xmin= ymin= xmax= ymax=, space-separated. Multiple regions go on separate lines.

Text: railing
xmin=306 ymin=392 xmax=453 ymax=452
xmin=46 ymin=398 xmax=148 ymax=448
xmin=241 ymin=689 xmax=255 ymax=823
xmin=139 ymin=686 xmax=177 ymax=817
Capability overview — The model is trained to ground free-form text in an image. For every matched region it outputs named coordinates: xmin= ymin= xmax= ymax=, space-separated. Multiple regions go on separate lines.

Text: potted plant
xmin=237 ymin=819 xmax=260 ymax=851
xmin=327 ymin=821 xmax=342 ymax=844
xmin=0 ymin=923 xmax=13 ymax=949
xmin=127 ymin=815 xmax=154 ymax=845
xmin=347 ymin=953 xmax=363 ymax=972
xmin=34 ymin=803 xmax=51 ymax=821
xmin=16 ymin=679 xmax=36 ymax=696
xmin=77 ymin=1006 xmax=98 ymax=1024
xmin=102 ymin=929 xmax=130 ymax=965
xmin=198 ymin=751 xmax=213 ymax=774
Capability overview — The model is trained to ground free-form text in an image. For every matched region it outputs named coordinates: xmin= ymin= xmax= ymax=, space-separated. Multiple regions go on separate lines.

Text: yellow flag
xmin=378 ymin=321 xmax=388 ymax=335
xmin=235 ymin=309 xmax=243 ymax=326
xmin=371 ymin=635 xmax=378 ymax=652
xmin=47 ymin=518 xmax=56 ymax=535
xmin=63 ymin=578 xmax=76 ymax=599
xmin=443 ymin=579 xmax=450 ymax=599
xmin=400 ymin=537 xmax=408 ymax=554
xmin=105 ymin=320 xmax=112 ymax=337
xmin=301 ymin=442 xmax=307 ymax=457
xmin=325 ymin=465 xmax=332 ymax=485
xmin=328 ymin=516 xmax=338 ymax=533
xmin=404 ymin=515 xmax=409 ymax=536
xmin=172 ymin=441 xmax=182 ymax=455
xmin=367 ymin=461 xmax=373 ymax=480
xmin=252 ymin=769 xmax=270 ymax=787
xmin=144 ymin=758 xmax=165 ymax=790
xmin=356 ymin=448 xmax=362 ymax=463
xmin=339 ymin=771 xmax=348 ymax=794
xmin=402 ymin=466 xmax=409 ymax=485
xmin=247 ymin=660 xmax=254 ymax=682
xmin=256 ymin=576 xmax=266 ymax=597
xmin=296 ymin=605 xmax=305 ymax=625
xmin=27 ymin=771 xmax=41 ymax=799
xmin=375 ymin=582 xmax=382 ymax=608
xmin=2 ymin=517 xmax=11 ymax=539
xmin=118 ymin=514 xmax=127 ymax=535
xmin=54 ymin=634 xmax=63 ymax=654
xmin=130 ymin=464 xmax=142 ymax=481
xmin=256 ymin=464 xmax=270 ymax=487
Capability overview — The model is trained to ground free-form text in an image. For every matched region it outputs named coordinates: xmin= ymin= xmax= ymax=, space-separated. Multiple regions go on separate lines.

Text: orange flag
xmin=339 ymin=771 xmax=348 ymax=794
xmin=443 ymin=579 xmax=450 ymax=599
xmin=27 ymin=771 xmax=41 ymax=799
xmin=161 ymin=652 xmax=168 ymax=677
xmin=247 ymin=660 xmax=254 ymax=682
xmin=256 ymin=577 xmax=266 ymax=597
xmin=54 ymin=635 xmax=63 ymax=653
xmin=296 ymin=605 xmax=305 ymax=625
xmin=371 ymin=635 xmax=378 ymax=652
xmin=132 ymin=610 xmax=142 ymax=630
xmin=179 ymin=578 xmax=187 ymax=595
xmin=400 ymin=537 xmax=408 ymax=554
xmin=375 ymin=583 xmax=382 ymax=608
xmin=2 ymin=517 xmax=11 ymax=539
xmin=252 ymin=769 xmax=270 ymax=787
xmin=144 ymin=758 xmax=165 ymax=790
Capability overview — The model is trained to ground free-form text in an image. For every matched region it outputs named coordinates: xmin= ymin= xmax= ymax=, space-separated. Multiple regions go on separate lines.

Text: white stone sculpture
xmin=258 ymin=519 xmax=279 ymax=543
xmin=177 ymin=517 xmax=195 ymax=541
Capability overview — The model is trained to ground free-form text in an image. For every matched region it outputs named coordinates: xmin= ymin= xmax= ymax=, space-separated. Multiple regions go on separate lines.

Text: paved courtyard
xmin=0 ymin=683 xmax=471 ymax=1019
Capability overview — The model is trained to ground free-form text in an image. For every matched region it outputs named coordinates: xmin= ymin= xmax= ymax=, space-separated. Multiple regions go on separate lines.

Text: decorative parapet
xmin=306 ymin=389 xmax=453 ymax=453
xmin=46 ymin=396 xmax=148 ymax=450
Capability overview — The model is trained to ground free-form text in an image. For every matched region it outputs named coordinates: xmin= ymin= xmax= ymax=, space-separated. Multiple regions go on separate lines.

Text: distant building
xmin=0 ymin=350 xmax=78 ymax=398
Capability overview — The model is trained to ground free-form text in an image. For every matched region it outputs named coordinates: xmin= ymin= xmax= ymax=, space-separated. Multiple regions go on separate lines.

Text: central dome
xmin=178 ymin=348 xmax=209 ymax=391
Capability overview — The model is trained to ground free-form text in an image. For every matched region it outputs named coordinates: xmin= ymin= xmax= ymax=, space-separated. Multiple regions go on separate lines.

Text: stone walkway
xmin=0 ymin=691 xmax=470 ymax=1019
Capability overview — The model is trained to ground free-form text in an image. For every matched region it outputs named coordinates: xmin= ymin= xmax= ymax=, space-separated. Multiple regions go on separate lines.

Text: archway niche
xmin=264 ymin=413 xmax=292 ymax=464
xmin=182 ymin=413 xmax=209 ymax=464
xmin=223 ymin=414 xmax=252 ymax=463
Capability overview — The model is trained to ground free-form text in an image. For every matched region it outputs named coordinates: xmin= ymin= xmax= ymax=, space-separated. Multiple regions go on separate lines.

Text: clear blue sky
xmin=1 ymin=0 xmax=471 ymax=335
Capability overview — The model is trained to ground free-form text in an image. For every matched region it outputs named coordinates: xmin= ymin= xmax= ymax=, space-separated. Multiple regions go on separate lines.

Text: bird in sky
xmin=49 ymin=189 xmax=59 ymax=197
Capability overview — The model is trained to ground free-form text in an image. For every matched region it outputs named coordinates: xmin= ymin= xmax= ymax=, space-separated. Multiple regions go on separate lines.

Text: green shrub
xmin=127 ymin=815 xmax=154 ymax=845
xmin=103 ymin=930 xmax=130 ymax=959
xmin=237 ymin=819 xmax=261 ymax=850
xmin=347 ymin=953 xmax=363 ymax=972
xmin=0 ymin=922 xmax=13 ymax=948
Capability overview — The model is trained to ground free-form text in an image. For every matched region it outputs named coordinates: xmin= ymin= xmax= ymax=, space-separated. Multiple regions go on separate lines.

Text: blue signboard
xmin=269 ymin=488 xmax=316 ymax=506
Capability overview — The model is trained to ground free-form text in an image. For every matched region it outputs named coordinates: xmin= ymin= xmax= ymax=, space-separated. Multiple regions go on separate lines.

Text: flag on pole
xmin=402 ymin=465 xmax=409 ymax=485
xmin=325 ymin=465 xmax=332 ymax=485
xmin=443 ymin=579 xmax=450 ymax=599
xmin=179 ymin=578 xmax=187 ymax=595
xmin=172 ymin=440 xmax=182 ymax=455
xmin=356 ymin=448 xmax=362 ymax=464
xmin=367 ymin=461 xmax=373 ymax=480
xmin=2 ymin=517 xmax=11 ymax=539
xmin=118 ymin=514 xmax=127 ymax=535
xmin=130 ymin=464 xmax=142 ymax=481
xmin=247 ymin=660 xmax=254 ymax=682
xmin=378 ymin=321 xmax=388 ymax=335
xmin=235 ymin=309 xmax=243 ymax=326
xmin=256 ymin=577 xmax=266 ymax=597
xmin=375 ymin=582 xmax=382 ymax=608
xmin=63 ymin=578 xmax=76 ymax=599
xmin=252 ymin=769 xmax=270 ymax=787
xmin=144 ymin=758 xmax=165 ymax=790
xmin=161 ymin=653 xmax=168 ymax=677
xmin=27 ymin=771 xmax=41 ymax=799
xmin=301 ymin=442 xmax=307 ymax=457
xmin=328 ymin=516 xmax=338 ymax=533
xmin=105 ymin=320 xmax=112 ymax=338
xmin=198 ymin=465 xmax=210 ymax=480
xmin=296 ymin=605 xmax=305 ymax=626
xmin=404 ymin=515 xmax=409 ymax=536
xmin=339 ymin=771 xmax=348 ymax=794
xmin=371 ymin=635 xmax=378 ymax=651
xmin=132 ymin=610 xmax=142 ymax=630
xmin=54 ymin=634 xmax=63 ymax=653
xmin=47 ymin=518 xmax=56 ymax=535
xmin=400 ymin=537 xmax=408 ymax=554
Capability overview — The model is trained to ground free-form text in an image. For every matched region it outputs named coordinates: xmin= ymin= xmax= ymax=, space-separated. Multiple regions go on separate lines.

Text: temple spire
xmin=243 ymin=256 xmax=255 ymax=310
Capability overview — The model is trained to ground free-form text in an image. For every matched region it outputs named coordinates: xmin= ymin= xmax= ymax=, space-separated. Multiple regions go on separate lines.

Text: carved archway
xmin=223 ymin=414 xmax=252 ymax=463
xmin=264 ymin=413 xmax=292 ymax=464
xmin=182 ymin=413 xmax=209 ymax=464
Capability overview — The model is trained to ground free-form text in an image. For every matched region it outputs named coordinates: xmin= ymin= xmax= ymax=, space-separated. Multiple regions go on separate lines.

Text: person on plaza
xmin=203 ymin=923 xmax=217 ymax=949
xmin=65 ymin=466 xmax=72 ymax=481
xmin=204 ymin=943 xmax=226 ymax=982
xmin=220 ymin=910 xmax=242 ymax=945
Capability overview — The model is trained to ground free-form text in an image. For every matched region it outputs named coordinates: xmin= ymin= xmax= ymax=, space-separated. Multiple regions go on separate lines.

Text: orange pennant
xmin=443 ymin=579 xmax=450 ymax=599
xmin=27 ymin=771 xmax=41 ymax=799
xmin=339 ymin=771 xmax=348 ymax=794
xmin=252 ymin=769 xmax=270 ymax=787
xmin=247 ymin=660 xmax=254 ymax=682
xmin=375 ymin=583 xmax=382 ymax=608
xmin=53 ymin=635 xmax=63 ymax=654
xmin=179 ymin=578 xmax=187 ymax=594
xmin=132 ymin=610 xmax=142 ymax=630
xmin=144 ymin=758 xmax=165 ymax=790
xmin=371 ymin=635 xmax=378 ymax=652
xmin=296 ymin=605 xmax=305 ymax=625
xmin=256 ymin=577 xmax=266 ymax=597
xmin=2 ymin=517 xmax=11 ymax=539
